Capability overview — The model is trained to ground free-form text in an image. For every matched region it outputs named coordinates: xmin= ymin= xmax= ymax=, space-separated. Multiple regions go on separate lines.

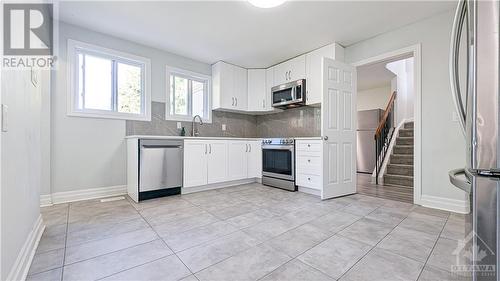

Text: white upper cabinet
xmin=233 ymin=66 xmax=248 ymax=111
xmin=265 ymin=68 xmax=274 ymax=111
xmin=305 ymin=43 xmax=344 ymax=105
xmin=273 ymin=55 xmax=306 ymax=86
xmin=212 ymin=61 xmax=248 ymax=111
xmin=247 ymin=69 xmax=267 ymax=112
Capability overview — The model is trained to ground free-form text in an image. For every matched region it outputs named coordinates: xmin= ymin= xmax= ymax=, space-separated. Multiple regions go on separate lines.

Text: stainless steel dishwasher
xmin=139 ymin=139 xmax=183 ymax=201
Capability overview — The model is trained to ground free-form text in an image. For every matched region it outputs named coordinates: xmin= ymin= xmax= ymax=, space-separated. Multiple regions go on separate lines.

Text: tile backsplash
xmin=126 ymin=102 xmax=321 ymax=138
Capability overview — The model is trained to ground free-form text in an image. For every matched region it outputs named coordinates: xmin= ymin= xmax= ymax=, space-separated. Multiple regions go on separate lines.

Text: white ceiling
xmin=357 ymin=61 xmax=395 ymax=91
xmin=58 ymin=1 xmax=455 ymax=68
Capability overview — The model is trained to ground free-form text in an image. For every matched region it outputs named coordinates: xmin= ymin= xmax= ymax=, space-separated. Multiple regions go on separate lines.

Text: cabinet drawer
xmin=296 ymin=141 xmax=321 ymax=152
xmin=296 ymin=156 xmax=321 ymax=174
xmin=296 ymin=173 xmax=321 ymax=190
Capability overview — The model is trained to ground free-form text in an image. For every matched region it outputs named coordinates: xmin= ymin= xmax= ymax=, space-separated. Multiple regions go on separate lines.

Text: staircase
xmin=384 ymin=121 xmax=414 ymax=188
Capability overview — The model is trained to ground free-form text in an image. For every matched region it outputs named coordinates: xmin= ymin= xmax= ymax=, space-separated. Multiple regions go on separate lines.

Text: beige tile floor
xmin=28 ymin=183 xmax=471 ymax=281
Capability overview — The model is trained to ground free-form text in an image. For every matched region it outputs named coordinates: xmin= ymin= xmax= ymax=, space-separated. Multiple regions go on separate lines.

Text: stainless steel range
xmin=261 ymin=138 xmax=296 ymax=191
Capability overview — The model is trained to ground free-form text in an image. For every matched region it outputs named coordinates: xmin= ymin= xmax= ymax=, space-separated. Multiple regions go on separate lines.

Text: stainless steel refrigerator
xmin=449 ymin=0 xmax=499 ymax=280
xmin=356 ymin=109 xmax=383 ymax=173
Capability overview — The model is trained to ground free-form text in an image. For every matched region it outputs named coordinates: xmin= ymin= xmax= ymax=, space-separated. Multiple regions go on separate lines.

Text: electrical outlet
xmin=1 ymin=104 xmax=8 ymax=132
xmin=222 ymin=124 xmax=226 ymax=131
xmin=177 ymin=122 xmax=182 ymax=129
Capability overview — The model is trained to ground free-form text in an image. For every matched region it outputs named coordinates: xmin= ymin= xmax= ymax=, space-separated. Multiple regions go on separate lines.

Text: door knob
xmin=323 ymin=136 xmax=329 ymax=141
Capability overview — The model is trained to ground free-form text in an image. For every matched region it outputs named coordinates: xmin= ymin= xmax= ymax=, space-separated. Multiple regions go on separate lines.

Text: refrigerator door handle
xmin=449 ymin=168 xmax=472 ymax=193
xmin=449 ymin=0 xmax=468 ymax=136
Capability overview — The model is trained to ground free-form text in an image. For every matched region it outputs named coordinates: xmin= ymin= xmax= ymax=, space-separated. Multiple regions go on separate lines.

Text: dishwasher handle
xmin=141 ymin=145 xmax=182 ymax=149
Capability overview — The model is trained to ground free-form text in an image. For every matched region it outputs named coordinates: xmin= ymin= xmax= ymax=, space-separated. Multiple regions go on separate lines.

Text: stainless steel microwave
xmin=271 ymin=79 xmax=306 ymax=108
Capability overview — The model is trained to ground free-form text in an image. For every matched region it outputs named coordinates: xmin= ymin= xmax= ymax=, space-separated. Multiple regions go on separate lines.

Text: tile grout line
xmin=60 ymin=203 xmax=70 ymax=281
xmin=334 ymin=203 xmax=421 ymax=281
xmin=415 ymin=213 xmax=450 ymax=280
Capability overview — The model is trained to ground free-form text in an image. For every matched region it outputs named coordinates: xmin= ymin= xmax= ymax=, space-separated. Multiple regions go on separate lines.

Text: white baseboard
xmin=298 ymin=186 xmax=321 ymax=197
xmin=182 ymin=178 xmax=257 ymax=194
xmin=420 ymin=194 xmax=470 ymax=214
xmin=39 ymin=194 xmax=52 ymax=207
xmin=7 ymin=215 xmax=45 ymax=281
xmin=50 ymin=185 xmax=127 ymax=204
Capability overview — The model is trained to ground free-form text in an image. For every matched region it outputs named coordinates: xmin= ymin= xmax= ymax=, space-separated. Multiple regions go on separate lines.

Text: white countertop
xmin=126 ymin=135 xmax=322 ymax=140
xmin=125 ymin=135 xmax=261 ymax=141
xmin=294 ymin=137 xmax=322 ymax=140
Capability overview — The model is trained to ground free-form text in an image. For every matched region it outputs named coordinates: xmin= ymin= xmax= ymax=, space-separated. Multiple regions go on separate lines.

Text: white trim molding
xmin=50 ymin=185 xmax=127 ymax=204
xmin=420 ymin=194 xmax=469 ymax=214
xmin=353 ymin=43 xmax=422 ymax=205
xmin=6 ymin=215 xmax=45 ymax=281
xmin=39 ymin=194 xmax=53 ymax=207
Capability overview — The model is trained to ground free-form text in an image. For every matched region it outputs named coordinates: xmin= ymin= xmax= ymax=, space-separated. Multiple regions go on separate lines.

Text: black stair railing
xmin=374 ymin=91 xmax=397 ymax=184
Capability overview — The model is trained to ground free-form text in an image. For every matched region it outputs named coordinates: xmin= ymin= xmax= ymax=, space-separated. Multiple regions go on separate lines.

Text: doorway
xmin=353 ymin=45 xmax=421 ymax=204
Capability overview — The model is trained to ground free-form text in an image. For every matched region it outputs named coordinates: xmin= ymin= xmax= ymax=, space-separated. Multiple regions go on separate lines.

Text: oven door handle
xmin=262 ymin=145 xmax=294 ymax=150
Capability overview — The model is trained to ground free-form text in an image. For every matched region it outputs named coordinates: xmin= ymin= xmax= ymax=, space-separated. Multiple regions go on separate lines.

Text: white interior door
xmin=321 ymin=57 xmax=357 ymax=200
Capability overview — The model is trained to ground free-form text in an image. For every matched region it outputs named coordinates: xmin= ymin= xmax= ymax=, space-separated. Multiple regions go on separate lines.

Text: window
xmin=68 ymin=40 xmax=151 ymax=121
xmin=166 ymin=66 xmax=211 ymax=123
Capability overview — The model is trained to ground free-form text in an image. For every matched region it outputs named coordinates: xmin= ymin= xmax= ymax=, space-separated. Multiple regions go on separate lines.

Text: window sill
xmin=67 ymin=111 xmax=151 ymax=122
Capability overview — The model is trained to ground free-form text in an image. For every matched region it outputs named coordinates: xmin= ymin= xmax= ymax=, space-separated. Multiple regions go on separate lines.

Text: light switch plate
xmin=222 ymin=124 xmax=226 ymax=131
xmin=177 ymin=122 xmax=182 ymax=129
xmin=1 ymin=104 xmax=8 ymax=132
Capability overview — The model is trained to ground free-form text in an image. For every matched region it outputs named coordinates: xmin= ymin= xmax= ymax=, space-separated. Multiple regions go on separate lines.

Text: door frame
xmin=351 ymin=44 xmax=422 ymax=205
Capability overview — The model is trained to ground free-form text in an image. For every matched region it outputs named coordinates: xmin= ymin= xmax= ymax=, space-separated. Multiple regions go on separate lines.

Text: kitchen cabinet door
xmin=227 ymin=141 xmax=248 ymax=181
xmin=247 ymin=69 xmax=267 ymax=112
xmin=233 ymin=66 xmax=248 ymax=111
xmin=184 ymin=140 xmax=208 ymax=188
xmin=265 ymin=68 xmax=274 ymax=110
xmin=207 ymin=140 xmax=228 ymax=184
xmin=273 ymin=55 xmax=306 ymax=86
xmin=247 ymin=141 xmax=262 ymax=178
xmin=305 ymin=44 xmax=337 ymax=105
xmin=287 ymin=55 xmax=306 ymax=82
xmin=212 ymin=61 xmax=234 ymax=110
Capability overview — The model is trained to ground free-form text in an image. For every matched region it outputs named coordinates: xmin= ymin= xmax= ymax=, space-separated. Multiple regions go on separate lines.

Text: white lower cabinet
xmin=247 ymin=141 xmax=262 ymax=178
xmin=184 ymin=140 xmax=209 ymax=188
xmin=228 ymin=141 xmax=249 ymax=181
xmin=207 ymin=141 xmax=228 ymax=184
xmin=184 ymin=139 xmax=262 ymax=189
xmin=295 ymin=139 xmax=323 ymax=190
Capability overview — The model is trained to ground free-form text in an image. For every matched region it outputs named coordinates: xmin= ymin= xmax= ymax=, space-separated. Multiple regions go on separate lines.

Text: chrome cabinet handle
xmin=308 ymin=159 xmax=311 ymax=163
xmin=205 ymin=144 xmax=207 ymax=154
xmin=449 ymin=0 xmax=468 ymax=136
xmin=235 ymin=97 xmax=238 ymax=107
xmin=307 ymin=144 xmax=311 ymax=147
xmin=209 ymin=144 xmax=212 ymax=154
xmin=232 ymin=97 xmax=235 ymax=106
xmin=245 ymin=144 xmax=248 ymax=152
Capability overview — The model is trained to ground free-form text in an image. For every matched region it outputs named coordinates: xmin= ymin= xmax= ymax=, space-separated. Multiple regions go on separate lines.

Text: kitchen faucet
xmin=191 ymin=115 xmax=203 ymax=137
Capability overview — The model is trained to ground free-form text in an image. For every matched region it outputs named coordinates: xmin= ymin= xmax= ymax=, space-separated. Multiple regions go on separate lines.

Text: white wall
xmin=386 ymin=57 xmax=414 ymax=125
xmin=357 ymin=85 xmax=392 ymax=111
xmin=1 ymin=69 xmax=44 ymax=280
xmin=50 ymin=22 xmax=211 ymax=195
xmin=345 ymin=9 xmax=468 ymax=207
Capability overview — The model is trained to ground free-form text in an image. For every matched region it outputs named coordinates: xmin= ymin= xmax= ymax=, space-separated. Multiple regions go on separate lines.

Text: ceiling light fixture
xmin=248 ymin=0 xmax=286 ymax=8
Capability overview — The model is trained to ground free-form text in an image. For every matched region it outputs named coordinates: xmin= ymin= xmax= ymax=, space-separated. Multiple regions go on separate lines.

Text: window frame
xmin=166 ymin=66 xmax=212 ymax=123
xmin=67 ymin=39 xmax=151 ymax=121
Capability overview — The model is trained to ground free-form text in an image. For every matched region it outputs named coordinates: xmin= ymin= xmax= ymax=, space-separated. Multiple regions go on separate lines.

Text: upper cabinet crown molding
xmin=212 ymin=43 xmax=344 ymax=113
